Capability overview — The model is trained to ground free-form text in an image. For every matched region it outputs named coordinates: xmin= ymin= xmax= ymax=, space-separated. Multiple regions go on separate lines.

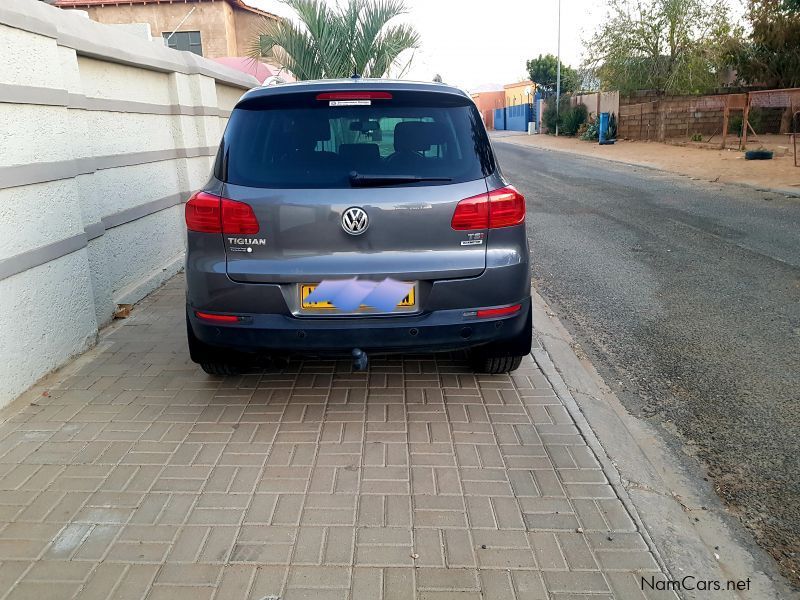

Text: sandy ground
xmin=496 ymin=133 xmax=800 ymax=196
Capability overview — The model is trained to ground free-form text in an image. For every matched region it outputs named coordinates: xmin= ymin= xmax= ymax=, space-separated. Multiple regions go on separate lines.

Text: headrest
xmin=394 ymin=121 xmax=444 ymax=152
xmin=338 ymin=143 xmax=380 ymax=163
xmin=291 ymin=118 xmax=331 ymax=148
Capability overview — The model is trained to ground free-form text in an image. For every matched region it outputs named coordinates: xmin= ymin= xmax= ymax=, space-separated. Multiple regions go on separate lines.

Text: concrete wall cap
xmin=2 ymin=0 xmax=259 ymax=89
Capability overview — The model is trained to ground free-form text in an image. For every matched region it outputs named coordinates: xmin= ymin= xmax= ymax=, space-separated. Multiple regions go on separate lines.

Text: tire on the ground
xmin=471 ymin=354 xmax=524 ymax=374
xmin=470 ymin=305 xmax=532 ymax=374
xmin=744 ymin=150 xmax=773 ymax=160
xmin=186 ymin=314 xmax=244 ymax=376
xmin=199 ymin=361 xmax=243 ymax=376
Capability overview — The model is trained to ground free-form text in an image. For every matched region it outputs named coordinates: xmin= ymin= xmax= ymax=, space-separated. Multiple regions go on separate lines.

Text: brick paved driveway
xmin=0 ymin=275 xmax=669 ymax=599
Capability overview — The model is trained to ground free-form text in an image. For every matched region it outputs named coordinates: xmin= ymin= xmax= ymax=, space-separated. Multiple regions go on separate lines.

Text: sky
xmin=248 ymin=0 xmax=605 ymax=91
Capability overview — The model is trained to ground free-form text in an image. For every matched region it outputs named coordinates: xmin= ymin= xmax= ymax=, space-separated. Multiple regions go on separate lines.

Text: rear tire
xmin=187 ymin=314 xmax=244 ymax=376
xmin=470 ymin=304 xmax=532 ymax=374
xmin=471 ymin=354 xmax=523 ymax=374
xmin=199 ymin=361 xmax=243 ymax=376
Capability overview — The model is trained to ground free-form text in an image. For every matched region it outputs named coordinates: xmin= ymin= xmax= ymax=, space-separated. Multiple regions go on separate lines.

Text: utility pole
xmin=555 ymin=0 xmax=561 ymax=136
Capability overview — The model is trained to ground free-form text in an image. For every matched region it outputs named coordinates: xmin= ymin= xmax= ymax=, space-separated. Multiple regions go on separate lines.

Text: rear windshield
xmin=219 ymin=89 xmax=495 ymax=188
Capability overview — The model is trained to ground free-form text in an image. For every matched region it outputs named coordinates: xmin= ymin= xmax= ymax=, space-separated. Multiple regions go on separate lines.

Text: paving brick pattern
xmin=0 ymin=275 xmax=671 ymax=599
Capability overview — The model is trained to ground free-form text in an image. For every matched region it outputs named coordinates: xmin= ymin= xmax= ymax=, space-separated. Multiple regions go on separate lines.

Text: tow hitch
xmin=352 ymin=348 xmax=368 ymax=371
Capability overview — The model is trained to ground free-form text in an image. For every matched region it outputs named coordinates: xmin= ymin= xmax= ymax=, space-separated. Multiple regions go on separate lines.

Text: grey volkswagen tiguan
xmin=185 ymin=79 xmax=531 ymax=375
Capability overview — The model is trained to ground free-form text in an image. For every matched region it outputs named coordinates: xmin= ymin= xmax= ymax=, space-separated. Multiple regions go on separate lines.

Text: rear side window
xmin=220 ymin=90 xmax=495 ymax=188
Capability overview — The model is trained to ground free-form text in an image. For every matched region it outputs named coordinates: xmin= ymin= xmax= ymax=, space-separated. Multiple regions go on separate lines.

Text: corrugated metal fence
xmin=493 ymin=93 xmax=540 ymax=132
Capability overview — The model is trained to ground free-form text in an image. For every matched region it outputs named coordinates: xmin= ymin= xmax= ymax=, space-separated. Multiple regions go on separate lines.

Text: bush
xmin=580 ymin=117 xmax=599 ymax=140
xmin=728 ymin=115 xmax=743 ymax=135
xmin=562 ymin=104 xmax=588 ymax=136
xmin=542 ymin=96 xmax=565 ymax=133
xmin=542 ymin=96 xmax=587 ymax=136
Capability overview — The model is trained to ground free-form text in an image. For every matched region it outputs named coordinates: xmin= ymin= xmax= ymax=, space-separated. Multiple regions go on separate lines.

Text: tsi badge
xmin=461 ymin=232 xmax=485 ymax=246
xmin=227 ymin=237 xmax=266 ymax=253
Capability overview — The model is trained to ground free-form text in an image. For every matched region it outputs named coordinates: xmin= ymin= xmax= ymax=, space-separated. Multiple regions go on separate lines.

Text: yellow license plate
xmin=300 ymin=283 xmax=416 ymax=310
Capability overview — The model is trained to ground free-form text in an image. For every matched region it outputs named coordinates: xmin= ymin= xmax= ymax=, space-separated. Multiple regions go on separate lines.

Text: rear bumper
xmin=188 ymin=297 xmax=531 ymax=355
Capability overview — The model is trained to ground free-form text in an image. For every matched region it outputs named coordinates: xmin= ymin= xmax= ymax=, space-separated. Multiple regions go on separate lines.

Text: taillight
xmin=451 ymin=186 xmax=525 ymax=231
xmin=451 ymin=194 xmax=489 ymax=230
xmin=488 ymin=186 xmax=525 ymax=228
xmin=221 ymin=198 xmax=259 ymax=234
xmin=185 ymin=192 xmax=259 ymax=234
xmin=316 ymin=91 xmax=392 ymax=100
xmin=185 ymin=191 xmax=221 ymax=233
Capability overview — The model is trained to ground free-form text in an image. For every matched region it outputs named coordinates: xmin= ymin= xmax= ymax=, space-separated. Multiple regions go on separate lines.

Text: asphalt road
xmin=493 ymin=140 xmax=800 ymax=585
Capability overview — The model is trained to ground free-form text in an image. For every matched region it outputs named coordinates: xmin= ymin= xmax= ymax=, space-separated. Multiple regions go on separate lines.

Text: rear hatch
xmin=219 ymin=87 xmax=496 ymax=284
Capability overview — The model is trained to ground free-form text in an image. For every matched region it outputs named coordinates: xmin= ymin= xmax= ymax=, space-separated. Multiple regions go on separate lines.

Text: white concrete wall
xmin=0 ymin=0 xmax=258 ymax=407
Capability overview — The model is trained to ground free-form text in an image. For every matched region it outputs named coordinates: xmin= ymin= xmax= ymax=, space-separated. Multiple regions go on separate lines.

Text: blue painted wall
xmin=493 ymin=107 xmax=506 ymax=131
xmin=505 ymin=103 xmax=532 ymax=132
xmin=493 ymin=93 xmax=540 ymax=131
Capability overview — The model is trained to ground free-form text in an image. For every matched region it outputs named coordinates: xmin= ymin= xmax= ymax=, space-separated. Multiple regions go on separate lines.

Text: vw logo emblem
xmin=342 ymin=207 xmax=369 ymax=235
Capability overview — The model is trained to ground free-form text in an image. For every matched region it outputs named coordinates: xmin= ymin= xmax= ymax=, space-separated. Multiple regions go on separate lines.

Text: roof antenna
xmin=351 ymin=70 xmax=361 ymax=80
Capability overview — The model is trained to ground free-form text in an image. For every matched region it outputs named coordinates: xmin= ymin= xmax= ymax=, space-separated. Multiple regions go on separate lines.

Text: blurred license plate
xmin=300 ymin=283 xmax=416 ymax=310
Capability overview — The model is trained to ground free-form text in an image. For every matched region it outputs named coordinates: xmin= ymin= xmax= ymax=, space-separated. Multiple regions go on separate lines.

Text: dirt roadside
xmin=495 ymin=133 xmax=800 ymax=196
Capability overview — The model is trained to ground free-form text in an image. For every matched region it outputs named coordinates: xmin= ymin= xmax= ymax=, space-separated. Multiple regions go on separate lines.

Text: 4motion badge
xmin=461 ymin=232 xmax=485 ymax=246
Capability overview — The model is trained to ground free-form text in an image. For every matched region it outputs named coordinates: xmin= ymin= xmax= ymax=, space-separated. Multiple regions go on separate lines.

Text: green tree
xmin=583 ymin=0 xmax=733 ymax=94
xmin=725 ymin=0 xmax=800 ymax=89
xmin=251 ymin=0 xmax=420 ymax=80
xmin=526 ymin=54 xmax=580 ymax=94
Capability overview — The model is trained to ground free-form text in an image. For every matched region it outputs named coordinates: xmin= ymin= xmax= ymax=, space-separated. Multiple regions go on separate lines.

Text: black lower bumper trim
xmin=189 ymin=298 xmax=531 ymax=355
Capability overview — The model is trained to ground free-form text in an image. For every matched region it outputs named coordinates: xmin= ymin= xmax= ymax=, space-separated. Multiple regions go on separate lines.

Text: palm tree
xmin=250 ymin=0 xmax=420 ymax=80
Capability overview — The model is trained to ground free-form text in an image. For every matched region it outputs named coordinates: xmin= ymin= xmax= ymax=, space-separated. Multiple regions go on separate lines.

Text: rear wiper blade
xmin=349 ymin=171 xmax=452 ymax=187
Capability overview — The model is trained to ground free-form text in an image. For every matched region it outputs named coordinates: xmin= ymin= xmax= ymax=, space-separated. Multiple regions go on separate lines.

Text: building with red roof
xmin=53 ymin=0 xmax=280 ymax=60
xmin=470 ymin=90 xmax=505 ymax=130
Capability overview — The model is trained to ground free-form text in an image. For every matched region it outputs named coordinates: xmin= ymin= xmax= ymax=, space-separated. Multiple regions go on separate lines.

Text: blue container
xmin=599 ymin=112 xmax=609 ymax=144
xmin=598 ymin=112 xmax=615 ymax=145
